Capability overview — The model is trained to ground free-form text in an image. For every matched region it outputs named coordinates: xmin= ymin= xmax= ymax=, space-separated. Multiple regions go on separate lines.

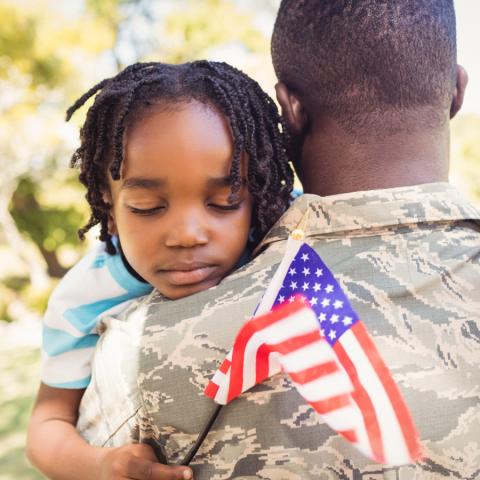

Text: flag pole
xmin=180 ymin=405 xmax=223 ymax=466
xmin=254 ymin=207 xmax=310 ymax=316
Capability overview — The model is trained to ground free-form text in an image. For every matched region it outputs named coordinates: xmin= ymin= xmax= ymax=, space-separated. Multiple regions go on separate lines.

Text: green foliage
xmin=0 ymin=278 xmax=55 ymax=323
xmin=10 ymin=176 xmax=86 ymax=255
xmin=23 ymin=283 xmax=56 ymax=316
xmin=0 ymin=2 xmax=64 ymax=87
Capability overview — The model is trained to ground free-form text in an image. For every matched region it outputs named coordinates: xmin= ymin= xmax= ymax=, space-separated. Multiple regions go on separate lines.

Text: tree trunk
xmin=0 ymin=192 xmax=50 ymax=290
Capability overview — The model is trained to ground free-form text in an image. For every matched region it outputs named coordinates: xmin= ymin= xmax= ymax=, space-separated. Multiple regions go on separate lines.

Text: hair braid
xmin=67 ymin=60 xmax=294 ymax=252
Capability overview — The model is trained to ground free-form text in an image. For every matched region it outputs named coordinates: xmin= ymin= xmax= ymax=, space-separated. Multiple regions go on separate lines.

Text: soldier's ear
xmin=275 ymin=82 xmax=309 ymax=134
xmin=450 ymin=65 xmax=468 ymax=119
xmin=102 ymin=190 xmax=118 ymax=235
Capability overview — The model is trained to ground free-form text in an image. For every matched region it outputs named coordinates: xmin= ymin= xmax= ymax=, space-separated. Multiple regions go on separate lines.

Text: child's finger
xmin=124 ymin=455 xmax=192 ymax=480
xmin=151 ymin=462 xmax=193 ymax=480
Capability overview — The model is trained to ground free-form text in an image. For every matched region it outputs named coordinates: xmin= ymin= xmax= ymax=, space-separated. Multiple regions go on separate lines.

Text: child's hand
xmin=100 ymin=444 xmax=193 ymax=480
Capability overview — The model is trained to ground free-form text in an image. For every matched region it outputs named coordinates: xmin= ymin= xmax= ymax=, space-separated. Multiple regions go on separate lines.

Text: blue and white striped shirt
xmin=41 ymin=241 xmax=152 ymax=388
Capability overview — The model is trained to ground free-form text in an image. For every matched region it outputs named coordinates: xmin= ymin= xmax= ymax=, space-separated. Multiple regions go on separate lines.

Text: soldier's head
xmin=271 ymin=0 xmax=468 ymax=191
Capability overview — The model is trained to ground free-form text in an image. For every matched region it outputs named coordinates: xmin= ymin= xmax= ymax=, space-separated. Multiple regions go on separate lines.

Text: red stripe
xmin=289 ymin=361 xmax=339 ymax=385
xmin=227 ymin=296 xmax=309 ymax=402
xmin=256 ymin=330 xmax=322 ymax=385
xmin=269 ymin=330 xmax=322 ymax=356
xmin=204 ymin=381 xmax=219 ymax=400
xmin=310 ymin=393 xmax=351 ymax=414
xmin=353 ymin=322 xmax=422 ymax=461
xmin=338 ymin=429 xmax=358 ymax=443
xmin=219 ymin=359 xmax=231 ymax=374
xmin=334 ymin=330 xmax=385 ymax=463
xmin=255 ymin=344 xmax=271 ymax=385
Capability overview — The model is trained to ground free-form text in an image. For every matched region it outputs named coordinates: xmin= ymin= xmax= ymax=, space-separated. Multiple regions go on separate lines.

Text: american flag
xmin=205 ymin=239 xmax=422 ymax=465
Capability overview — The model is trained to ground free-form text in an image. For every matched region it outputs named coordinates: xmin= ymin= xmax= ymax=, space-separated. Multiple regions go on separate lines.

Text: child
xmin=27 ymin=61 xmax=294 ymax=480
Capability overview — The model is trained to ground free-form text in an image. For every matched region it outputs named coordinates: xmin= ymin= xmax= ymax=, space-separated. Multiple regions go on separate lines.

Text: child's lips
xmin=159 ymin=264 xmax=217 ymax=286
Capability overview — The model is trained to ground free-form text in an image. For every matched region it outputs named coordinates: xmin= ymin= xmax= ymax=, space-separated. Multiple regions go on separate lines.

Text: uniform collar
xmin=257 ymin=182 xmax=480 ymax=252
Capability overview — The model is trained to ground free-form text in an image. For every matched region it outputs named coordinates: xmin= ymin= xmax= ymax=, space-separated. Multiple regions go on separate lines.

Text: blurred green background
xmin=0 ymin=0 xmax=478 ymax=478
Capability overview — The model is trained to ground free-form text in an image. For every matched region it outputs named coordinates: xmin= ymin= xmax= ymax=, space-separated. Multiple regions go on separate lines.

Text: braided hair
xmin=67 ymin=61 xmax=294 ymax=254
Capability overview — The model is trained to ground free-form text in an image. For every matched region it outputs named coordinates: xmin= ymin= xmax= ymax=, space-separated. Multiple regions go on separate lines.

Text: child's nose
xmin=164 ymin=214 xmax=209 ymax=248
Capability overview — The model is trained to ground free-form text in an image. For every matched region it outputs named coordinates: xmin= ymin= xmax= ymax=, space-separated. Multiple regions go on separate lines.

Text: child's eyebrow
xmin=121 ymin=177 xmax=166 ymax=190
xmin=207 ymin=176 xmax=232 ymax=188
xmin=120 ymin=176 xmax=244 ymax=190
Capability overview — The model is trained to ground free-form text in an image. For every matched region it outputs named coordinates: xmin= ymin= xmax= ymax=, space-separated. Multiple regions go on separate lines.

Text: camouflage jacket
xmin=78 ymin=183 xmax=480 ymax=479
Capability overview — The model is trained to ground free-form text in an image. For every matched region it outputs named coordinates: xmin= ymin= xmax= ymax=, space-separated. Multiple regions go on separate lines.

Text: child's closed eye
xmin=208 ymin=202 xmax=242 ymax=211
xmin=128 ymin=206 xmax=165 ymax=216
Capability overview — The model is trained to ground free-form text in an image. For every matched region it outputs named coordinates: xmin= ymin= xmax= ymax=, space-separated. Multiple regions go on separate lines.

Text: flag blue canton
xmin=273 ymin=243 xmax=359 ymax=346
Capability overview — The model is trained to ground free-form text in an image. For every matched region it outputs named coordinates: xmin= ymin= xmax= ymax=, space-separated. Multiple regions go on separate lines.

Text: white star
xmin=343 ymin=316 xmax=353 ymax=326
xmin=302 ymin=282 xmax=309 ymax=291
xmin=321 ymin=298 xmax=330 ymax=308
xmin=301 ymin=253 xmax=309 ymax=262
xmin=288 ymin=267 xmax=296 ymax=276
xmin=315 ymin=268 xmax=323 ymax=277
xmin=318 ymin=312 xmax=326 ymax=322
xmin=328 ymin=330 xmax=337 ymax=340
xmin=278 ymin=295 xmax=285 ymax=303
xmin=333 ymin=300 xmax=343 ymax=309
xmin=288 ymin=296 xmax=295 ymax=303
xmin=320 ymin=328 xmax=325 ymax=336
xmin=325 ymin=284 xmax=334 ymax=294
xmin=330 ymin=314 xmax=339 ymax=324
xmin=313 ymin=283 xmax=321 ymax=292
xmin=290 ymin=281 xmax=297 ymax=289
xmin=310 ymin=297 xmax=318 ymax=306
xmin=302 ymin=267 xmax=310 ymax=276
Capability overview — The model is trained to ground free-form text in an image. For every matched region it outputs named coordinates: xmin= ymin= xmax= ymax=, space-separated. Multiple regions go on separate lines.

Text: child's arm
xmin=26 ymin=383 xmax=193 ymax=480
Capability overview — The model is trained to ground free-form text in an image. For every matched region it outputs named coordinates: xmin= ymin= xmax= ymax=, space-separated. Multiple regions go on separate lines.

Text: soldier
xmin=78 ymin=1 xmax=480 ymax=479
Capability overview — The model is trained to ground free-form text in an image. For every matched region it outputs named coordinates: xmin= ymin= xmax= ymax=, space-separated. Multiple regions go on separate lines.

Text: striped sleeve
xmin=41 ymin=242 xmax=152 ymax=388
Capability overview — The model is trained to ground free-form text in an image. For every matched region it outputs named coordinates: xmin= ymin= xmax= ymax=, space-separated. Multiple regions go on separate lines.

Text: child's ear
xmin=102 ymin=191 xmax=118 ymax=236
xmin=275 ymin=82 xmax=309 ymax=134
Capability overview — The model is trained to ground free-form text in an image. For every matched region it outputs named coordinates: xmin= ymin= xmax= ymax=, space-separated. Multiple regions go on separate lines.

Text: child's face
xmin=107 ymin=100 xmax=252 ymax=299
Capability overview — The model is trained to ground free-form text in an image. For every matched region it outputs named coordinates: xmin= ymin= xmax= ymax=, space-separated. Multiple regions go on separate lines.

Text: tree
xmin=0 ymin=0 xmax=116 ymax=308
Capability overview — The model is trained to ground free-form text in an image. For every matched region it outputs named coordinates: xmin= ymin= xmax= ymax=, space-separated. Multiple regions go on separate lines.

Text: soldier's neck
xmin=297 ymin=125 xmax=450 ymax=197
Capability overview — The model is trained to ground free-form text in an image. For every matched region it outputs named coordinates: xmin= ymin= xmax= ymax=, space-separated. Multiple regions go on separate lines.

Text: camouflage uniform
xmin=78 ymin=182 xmax=480 ymax=479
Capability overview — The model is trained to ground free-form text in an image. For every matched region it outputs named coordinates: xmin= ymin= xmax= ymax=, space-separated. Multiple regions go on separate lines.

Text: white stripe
xmin=301 ymin=398 xmax=373 ymax=460
xmin=351 ymin=406 xmax=372 ymax=461
xmin=261 ymin=307 xmax=319 ymax=344
xmin=208 ymin=369 xmax=229 ymax=404
xmin=210 ymin=369 xmax=226 ymax=386
xmin=317 ymin=404 xmax=360 ymax=432
xmin=341 ymin=330 xmax=410 ymax=464
xmin=43 ymin=272 xmax=132 ymax=337
xmin=268 ymin=351 xmax=282 ymax=377
xmin=241 ymin=307 xmax=318 ymax=392
xmin=324 ymin=403 xmax=373 ymax=460
xmin=281 ymin=340 xmax=333 ymax=373
xmin=293 ymin=370 xmax=353 ymax=402
xmin=41 ymin=348 xmax=93 ymax=385
xmin=48 ymin=250 xmax=128 ymax=305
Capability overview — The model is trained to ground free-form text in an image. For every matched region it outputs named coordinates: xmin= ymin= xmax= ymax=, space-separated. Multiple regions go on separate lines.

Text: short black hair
xmin=272 ymin=0 xmax=457 ymax=129
xmin=67 ymin=61 xmax=293 ymax=254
